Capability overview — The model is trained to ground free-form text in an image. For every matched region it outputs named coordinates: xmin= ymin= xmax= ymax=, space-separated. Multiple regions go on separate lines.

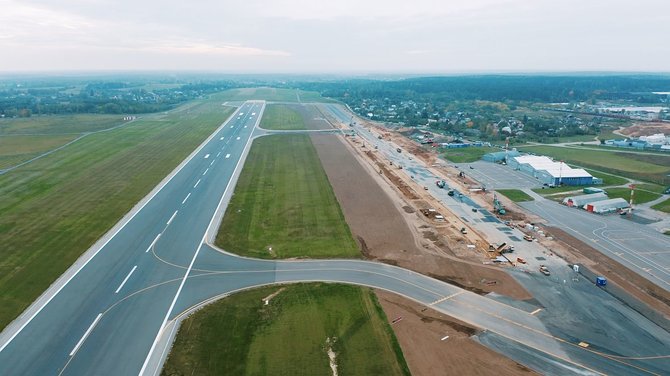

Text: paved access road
xmin=1 ymin=101 xmax=669 ymax=376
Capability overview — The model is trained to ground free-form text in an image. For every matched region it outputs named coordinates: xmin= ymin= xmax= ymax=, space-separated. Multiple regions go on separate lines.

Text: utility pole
xmin=558 ymin=160 xmax=563 ymax=186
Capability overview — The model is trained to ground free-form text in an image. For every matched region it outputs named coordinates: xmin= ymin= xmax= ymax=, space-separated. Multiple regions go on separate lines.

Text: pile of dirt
xmin=619 ymin=122 xmax=670 ymax=137
xmin=375 ymin=290 xmax=538 ymax=376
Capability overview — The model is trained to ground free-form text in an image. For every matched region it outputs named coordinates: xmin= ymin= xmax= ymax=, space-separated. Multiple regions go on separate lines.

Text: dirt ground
xmin=619 ymin=122 xmax=670 ymax=137
xmin=375 ymin=290 xmax=537 ymax=376
xmin=298 ymin=104 xmax=536 ymax=375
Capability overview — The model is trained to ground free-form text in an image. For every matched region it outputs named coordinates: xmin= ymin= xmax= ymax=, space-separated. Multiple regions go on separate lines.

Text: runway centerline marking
xmin=203 ymin=168 xmax=209 ymax=176
xmin=181 ymin=193 xmax=191 ymax=205
xmin=216 ymin=152 xmax=221 ymax=157
xmin=114 ymin=266 xmax=137 ymax=294
xmin=225 ymin=154 xmax=231 ymax=159
xmin=166 ymin=210 xmax=178 ymax=226
xmin=69 ymin=313 xmax=102 ymax=357
xmin=194 ymin=179 xmax=201 ymax=188
xmin=145 ymin=234 xmax=161 ymax=253
xmin=209 ymin=160 xmax=214 ymax=167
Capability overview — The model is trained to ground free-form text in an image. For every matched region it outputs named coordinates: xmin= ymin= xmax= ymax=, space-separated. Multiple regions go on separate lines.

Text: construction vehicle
xmin=396 ymin=148 xmax=402 ymax=153
xmin=523 ymin=235 xmax=533 ymax=242
xmin=539 ymin=265 xmax=550 ymax=276
xmin=447 ymin=189 xmax=455 ymax=196
xmin=436 ymin=180 xmax=446 ymax=189
xmin=460 ymin=227 xmax=468 ymax=234
xmin=493 ymin=193 xmax=506 ymax=215
xmin=516 ymin=257 xmax=527 ymax=264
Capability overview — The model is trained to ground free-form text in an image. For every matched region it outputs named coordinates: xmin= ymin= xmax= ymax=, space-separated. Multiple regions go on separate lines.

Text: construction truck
xmin=396 ymin=148 xmax=402 ymax=153
xmin=447 ymin=189 xmax=455 ymax=196
xmin=539 ymin=265 xmax=550 ymax=276
xmin=436 ymin=180 xmax=446 ymax=189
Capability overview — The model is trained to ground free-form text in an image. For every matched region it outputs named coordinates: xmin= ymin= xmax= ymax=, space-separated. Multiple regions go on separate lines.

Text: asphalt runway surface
xmin=0 ymin=102 xmax=668 ymax=376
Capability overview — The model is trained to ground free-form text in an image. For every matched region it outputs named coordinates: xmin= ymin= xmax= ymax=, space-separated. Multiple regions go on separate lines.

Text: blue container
xmin=596 ymin=277 xmax=607 ymax=286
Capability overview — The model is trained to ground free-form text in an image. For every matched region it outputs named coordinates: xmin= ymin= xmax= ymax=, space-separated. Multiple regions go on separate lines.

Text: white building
xmin=562 ymin=192 xmax=608 ymax=207
xmin=509 ymin=155 xmax=594 ymax=186
xmin=585 ymin=198 xmax=630 ymax=214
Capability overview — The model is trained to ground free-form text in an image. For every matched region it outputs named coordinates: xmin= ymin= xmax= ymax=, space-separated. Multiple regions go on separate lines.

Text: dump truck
xmin=436 ymin=180 xmax=446 ymax=188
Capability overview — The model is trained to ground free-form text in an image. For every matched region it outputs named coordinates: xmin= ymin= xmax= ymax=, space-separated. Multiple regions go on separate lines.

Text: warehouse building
xmin=585 ymin=198 xmax=630 ymax=214
xmin=562 ymin=192 xmax=609 ymax=207
xmin=509 ymin=155 xmax=595 ymax=186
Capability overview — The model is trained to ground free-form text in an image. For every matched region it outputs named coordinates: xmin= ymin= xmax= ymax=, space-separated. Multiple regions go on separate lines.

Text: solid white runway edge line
xmin=146 ymin=234 xmax=161 ymax=253
xmin=166 ymin=211 xmax=178 ymax=226
xmin=115 ymin=266 xmax=137 ymax=294
xmin=0 ymin=103 xmax=245 ymax=355
xmin=140 ymin=102 xmax=263 ymax=376
xmin=69 ymin=313 xmax=102 ymax=356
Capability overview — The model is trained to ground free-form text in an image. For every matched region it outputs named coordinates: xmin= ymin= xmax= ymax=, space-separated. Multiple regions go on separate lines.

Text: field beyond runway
xmin=162 ymin=284 xmax=410 ymax=376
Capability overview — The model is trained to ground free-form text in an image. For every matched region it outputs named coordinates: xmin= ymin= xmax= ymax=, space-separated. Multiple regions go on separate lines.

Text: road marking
xmin=204 ymin=154 xmax=209 ymax=159
xmin=114 ymin=266 xmax=137 ymax=294
xmin=236 ymin=136 xmax=240 ymax=140
xmin=225 ymin=154 xmax=231 ymax=159
xmin=244 ymin=126 xmax=247 ymax=128
xmin=0 ymin=103 xmax=241 ymax=355
xmin=181 ymin=193 xmax=191 ymax=205
xmin=194 ymin=179 xmax=201 ymax=188
xmin=530 ymin=308 xmax=542 ymax=315
xmin=203 ymin=168 xmax=209 ymax=176
xmin=69 ymin=313 xmax=102 ymax=356
xmin=166 ymin=210 xmax=178 ymax=226
xmin=209 ymin=160 xmax=214 ymax=167
xmin=441 ymin=335 xmax=449 ymax=341
xmin=216 ymin=152 xmax=221 ymax=157
xmin=145 ymin=234 xmax=161 ymax=253
xmin=140 ymin=102 xmax=263 ymax=376
xmin=429 ymin=291 xmax=463 ymax=306
xmin=220 ymin=137 xmax=224 ymax=140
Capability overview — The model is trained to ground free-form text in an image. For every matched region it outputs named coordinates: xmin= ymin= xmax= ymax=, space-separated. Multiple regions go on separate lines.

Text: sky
xmin=0 ymin=0 xmax=667 ymax=73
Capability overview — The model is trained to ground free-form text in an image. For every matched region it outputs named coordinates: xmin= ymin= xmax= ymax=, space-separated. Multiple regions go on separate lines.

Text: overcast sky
xmin=0 ymin=0 xmax=667 ymax=73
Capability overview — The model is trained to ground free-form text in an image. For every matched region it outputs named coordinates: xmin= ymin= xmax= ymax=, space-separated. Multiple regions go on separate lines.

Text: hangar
xmin=509 ymin=155 xmax=595 ymax=186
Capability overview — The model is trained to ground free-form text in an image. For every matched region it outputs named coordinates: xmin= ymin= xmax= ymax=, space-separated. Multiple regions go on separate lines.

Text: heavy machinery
xmin=447 ymin=189 xmax=455 ymax=196
xmin=539 ymin=265 xmax=551 ymax=276
xmin=436 ymin=180 xmax=446 ymax=188
xmin=493 ymin=193 xmax=506 ymax=215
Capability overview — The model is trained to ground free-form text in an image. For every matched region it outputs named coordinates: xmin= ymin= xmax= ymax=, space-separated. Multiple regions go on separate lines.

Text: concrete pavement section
xmin=0 ymin=102 xmax=669 ymax=376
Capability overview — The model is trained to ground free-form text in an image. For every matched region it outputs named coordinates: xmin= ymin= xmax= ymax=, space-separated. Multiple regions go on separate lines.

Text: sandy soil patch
xmin=375 ymin=290 xmax=537 ymax=376
xmin=619 ymin=122 xmax=670 ymax=137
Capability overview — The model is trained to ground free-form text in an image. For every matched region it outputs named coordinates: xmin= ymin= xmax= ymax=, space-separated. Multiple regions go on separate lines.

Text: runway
xmin=0 ymin=102 xmax=668 ymax=376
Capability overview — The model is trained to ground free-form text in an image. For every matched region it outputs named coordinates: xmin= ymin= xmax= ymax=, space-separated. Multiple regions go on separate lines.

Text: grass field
xmin=216 ymin=134 xmax=360 ymax=259
xmin=604 ymin=187 xmax=661 ymax=205
xmin=162 ymin=284 xmax=410 ymax=376
xmin=260 ymin=104 xmax=306 ymax=130
xmin=0 ymin=114 xmax=126 ymax=135
xmin=0 ymin=134 xmax=79 ymax=170
xmin=213 ymin=87 xmax=336 ymax=103
xmin=651 ymin=197 xmax=670 ymax=213
xmin=519 ymin=145 xmax=670 ymax=185
xmin=0 ymin=99 xmax=234 ymax=330
xmin=442 ymin=146 xmax=499 ymax=163
xmin=584 ymin=169 xmax=629 ymax=186
xmin=496 ymin=189 xmax=534 ymax=202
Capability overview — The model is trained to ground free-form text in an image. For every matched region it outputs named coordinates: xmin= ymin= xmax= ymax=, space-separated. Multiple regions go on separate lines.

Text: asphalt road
xmin=520 ymin=195 xmax=670 ymax=291
xmin=0 ymin=102 xmax=668 ymax=376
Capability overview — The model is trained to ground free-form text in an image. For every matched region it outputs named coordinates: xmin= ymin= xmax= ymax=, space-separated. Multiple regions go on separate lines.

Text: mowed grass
xmin=213 ymin=87 xmax=336 ymax=103
xmin=584 ymin=169 xmax=629 ymax=186
xmin=0 ymin=100 xmax=234 ymax=330
xmin=442 ymin=146 xmax=499 ymax=163
xmin=260 ymin=104 xmax=306 ymax=130
xmin=162 ymin=284 xmax=410 ymax=376
xmin=605 ymin=187 xmax=661 ymax=205
xmin=651 ymin=198 xmax=670 ymax=213
xmin=0 ymin=134 xmax=78 ymax=169
xmin=496 ymin=189 xmax=534 ymax=202
xmin=518 ymin=145 xmax=670 ymax=185
xmin=0 ymin=114 xmax=126 ymax=135
xmin=216 ymin=134 xmax=360 ymax=259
